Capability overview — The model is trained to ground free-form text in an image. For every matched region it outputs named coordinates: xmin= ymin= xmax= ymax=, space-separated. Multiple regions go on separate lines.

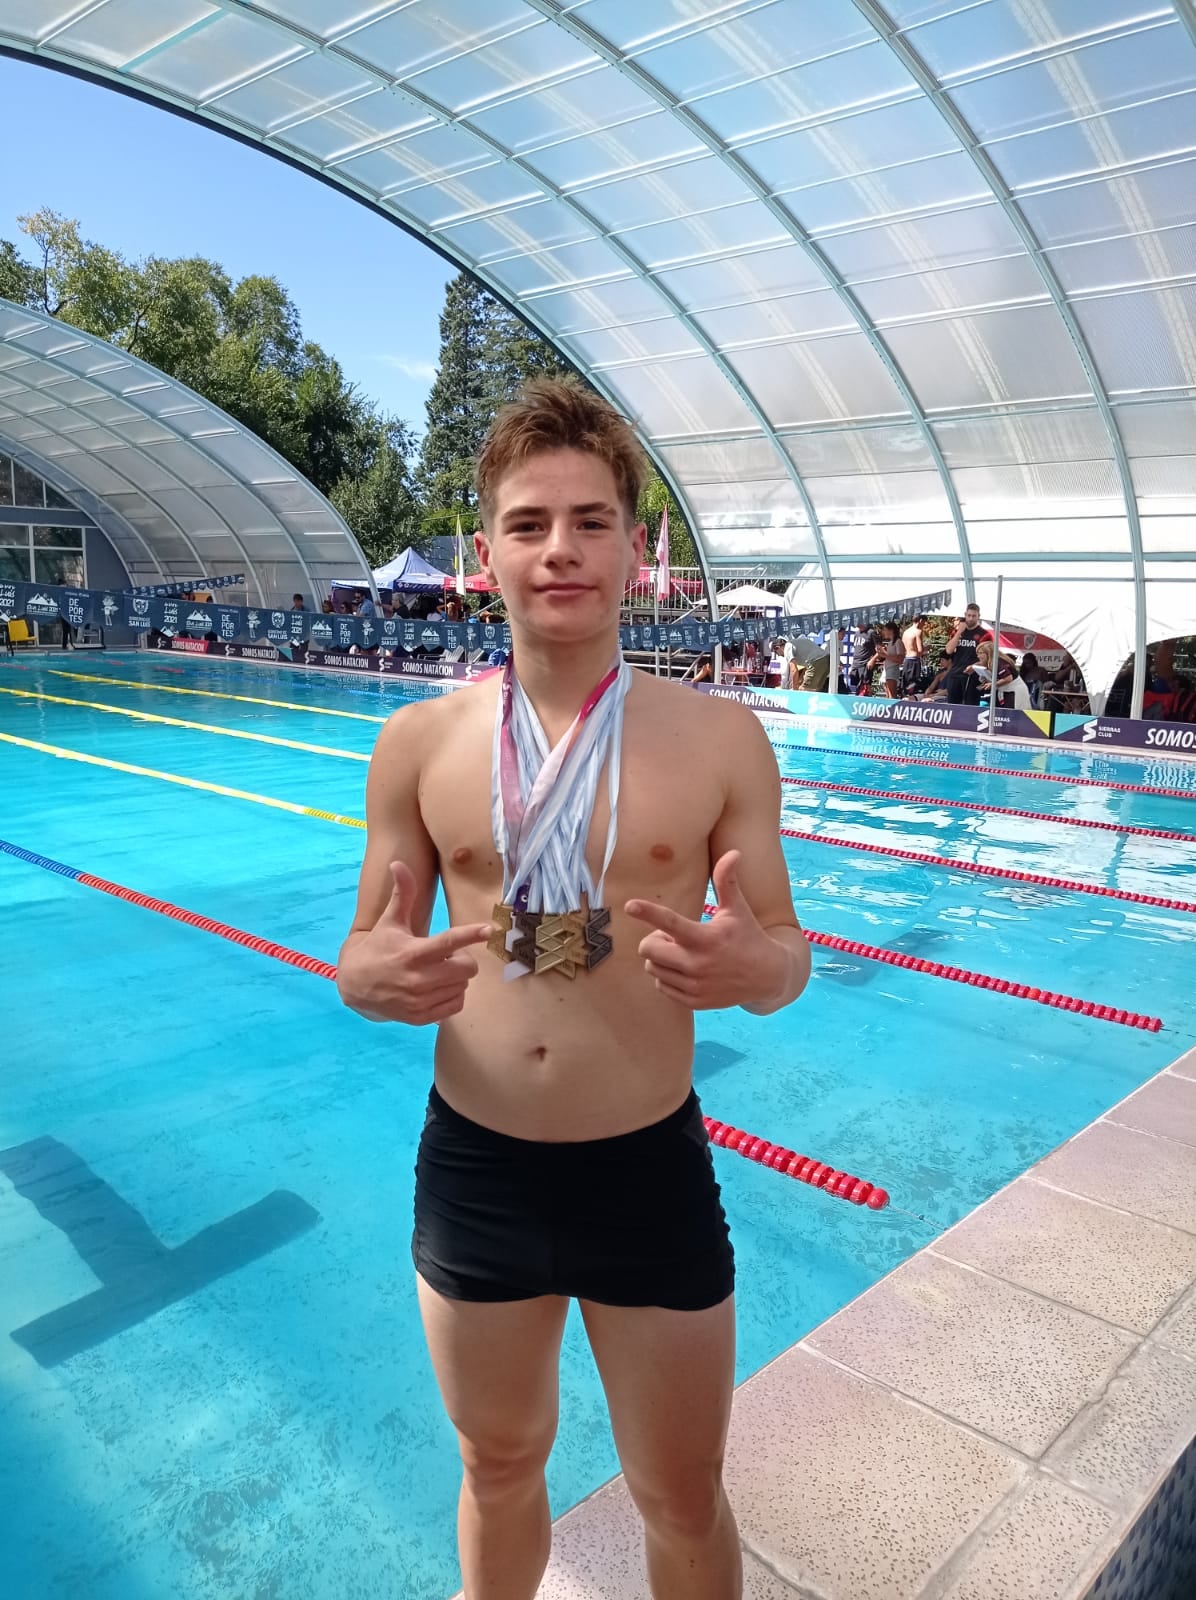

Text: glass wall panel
xmin=883 ymin=306 xmax=1091 ymax=410
xmin=702 ymin=525 xmax=820 ymax=561
xmin=742 ymin=96 xmax=959 ymax=193
xmin=0 ymin=454 xmax=12 ymax=506
xmin=987 ymin=92 xmax=1196 ymax=192
xmin=1021 ymin=159 xmax=1196 ymax=248
xmin=966 ymin=516 xmax=1131 ymax=553
xmin=822 ymin=524 xmax=961 ymax=556
xmin=933 ymin=408 xmax=1112 ymax=467
xmin=33 ymin=549 xmax=85 ymax=587
xmin=604 ymin=358 xmax=758 ymax=437
xmin=728 ymin=335 xmax=906 ymax=427
xmin=1075 ymin=284 xmax=1196 ymax=393
xmin=0 ymin=544 xmax=31 ymax=583
xmin=11 ymin=461 xmax=45 ymax=507
xmin=783 ymin=423 xmax=935 ymax=475
xmin=1049 ymin=225 xmax=1196 ymax=296
xmin=32 ymin=526 xmax=84 ymax=548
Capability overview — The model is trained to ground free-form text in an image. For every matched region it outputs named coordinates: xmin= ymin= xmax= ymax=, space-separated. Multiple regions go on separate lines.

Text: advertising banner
xmin=1054 ymin=714 xmax=1196 ymax=754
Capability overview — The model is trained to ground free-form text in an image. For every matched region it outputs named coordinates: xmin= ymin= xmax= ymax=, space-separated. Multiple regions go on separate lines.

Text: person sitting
xmin=1018 ymin=651 xmax=1047 ymax=709
xmin=966 ymin=641 xmax=1016 ymax=703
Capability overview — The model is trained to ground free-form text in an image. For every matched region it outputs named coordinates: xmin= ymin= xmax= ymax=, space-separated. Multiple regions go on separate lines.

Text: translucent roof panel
xmin=3 ymin=0 xmax=1196 ymax=669
xmin=0 ymin=298 xmax=372 ymax=601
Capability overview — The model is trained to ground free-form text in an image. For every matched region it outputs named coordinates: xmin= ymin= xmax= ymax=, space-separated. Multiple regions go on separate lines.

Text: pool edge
xmin=497 ymin=1045 xmax=1196 ymax=1599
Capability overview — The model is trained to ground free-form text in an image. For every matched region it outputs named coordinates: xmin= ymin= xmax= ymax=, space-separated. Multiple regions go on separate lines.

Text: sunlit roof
xmin=0 ymin=296 xmax=372 ymax=601
xmin=2 ymin=1 xmax=1194 ymax=688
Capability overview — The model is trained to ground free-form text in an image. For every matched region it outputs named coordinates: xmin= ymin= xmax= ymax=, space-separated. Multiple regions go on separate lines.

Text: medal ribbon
xmin=491 ymin=656 xmax=629 ymax=972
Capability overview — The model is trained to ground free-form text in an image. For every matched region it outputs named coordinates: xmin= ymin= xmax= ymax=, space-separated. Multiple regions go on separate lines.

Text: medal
xmin=490 ymin=656 xmax=629 ymax=979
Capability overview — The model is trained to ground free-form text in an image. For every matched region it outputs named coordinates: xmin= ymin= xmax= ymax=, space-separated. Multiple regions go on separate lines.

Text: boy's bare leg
xmin=581 ymin=1296 xmax=742 ymax=1599
xmin=417 ymin=1277 xmax=570 ymax=1600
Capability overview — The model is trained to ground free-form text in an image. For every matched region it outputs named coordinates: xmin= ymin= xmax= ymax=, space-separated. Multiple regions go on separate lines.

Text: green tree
xmin=637 ymin=469 xmax=699 ymax=572
xmin=417 ymin=273 xmax=493 ymax=516
xmin=0 ymin=239 xmax=37 ymax=304
xmin=330 ymin=418 xmax=420 ymax=568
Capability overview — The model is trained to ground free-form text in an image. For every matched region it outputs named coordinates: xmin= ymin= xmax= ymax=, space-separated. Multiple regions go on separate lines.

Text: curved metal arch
xmin=851 ymin=0 xmax=1150 ymax=716
xmin=1179 ymin=0 xmax=1196 ymax=49
xmin=203 ymin=1 xmax=835 ymax=603
xmin=524 ymin=0 xmax=976 ymax=598
xmin=0 ymin=429 xmax=168 ymax=584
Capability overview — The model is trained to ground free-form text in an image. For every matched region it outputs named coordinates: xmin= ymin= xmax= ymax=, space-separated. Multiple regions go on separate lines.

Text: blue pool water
xmin=2 ymin=652 xmax=1195 ymax=1600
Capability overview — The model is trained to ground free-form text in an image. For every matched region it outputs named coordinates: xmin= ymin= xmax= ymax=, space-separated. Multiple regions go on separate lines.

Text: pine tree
xmin=416 ymin=273 xmax=493 ymax=515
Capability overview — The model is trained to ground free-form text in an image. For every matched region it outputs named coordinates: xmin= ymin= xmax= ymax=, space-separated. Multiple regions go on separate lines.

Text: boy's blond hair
xmin=476 ymin=376 xmax=648 ymax=525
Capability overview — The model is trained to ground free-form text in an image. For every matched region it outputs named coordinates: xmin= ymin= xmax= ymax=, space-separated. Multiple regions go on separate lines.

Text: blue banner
xmin=127 ymin=574 xmax=244 ymax=597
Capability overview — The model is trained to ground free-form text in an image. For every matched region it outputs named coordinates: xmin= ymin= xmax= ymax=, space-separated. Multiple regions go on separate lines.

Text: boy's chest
xmin=421 ymin=723 xmax=723 ymax=895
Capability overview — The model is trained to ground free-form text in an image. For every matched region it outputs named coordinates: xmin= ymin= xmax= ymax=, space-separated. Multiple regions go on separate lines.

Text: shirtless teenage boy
xmin=336 ymin=378 xmax=811 ymax=1600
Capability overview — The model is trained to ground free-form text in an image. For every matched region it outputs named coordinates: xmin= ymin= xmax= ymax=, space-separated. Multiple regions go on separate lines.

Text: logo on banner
xmin=133 ymin=597 xmax=150 ymax=617
xmin=1146 ymin=726 xmax=1196 ymax=750
xmin=0 ymin=582 xmax=15 ymax=617
xmin=102 ymin=595 xmax=119 ymax=624
xmin=361 ymin=620 xmax=375 ymax=646
xmin=186 ymin=610 xmax=212 ymax=631
xmin=977 ymin=707 xmax=990 ymax=733
xmin=309 ymin=619 xmax=333 ymax=644
xmin=271 ymin=611 xmax=285 ymax=629
xmin=421 ymin=627 xmax=441 ymax=648
xmin=247 ymin=610 xmax=261 ymax=633
xmin=27 ymin=591 xmax=59 ymax=618
xmin=1082 ymin=720 xmax=1099 ymax=743
xmin=219 ymin=611 xmax=238 ymax=638
xmin=66 ymin=597 xmax=85 ymax=626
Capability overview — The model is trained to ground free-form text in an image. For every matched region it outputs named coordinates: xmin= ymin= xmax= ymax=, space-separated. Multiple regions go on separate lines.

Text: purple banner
xmin=1054 ymin=714 xmax=1196 ymax=754
xmin=208 ymin=640 xmax=474 ymax=682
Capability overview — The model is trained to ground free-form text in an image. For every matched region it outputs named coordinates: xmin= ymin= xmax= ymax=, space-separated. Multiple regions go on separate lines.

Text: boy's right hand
xmin=337 ymin=861 xmax=492 ymax=1026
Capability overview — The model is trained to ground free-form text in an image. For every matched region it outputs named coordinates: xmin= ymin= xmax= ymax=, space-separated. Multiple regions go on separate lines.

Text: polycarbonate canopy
xmin=0 ymin=297 xmax=373 ymax=603
xmin=3 ymin=1 xmax=1196 ymax=695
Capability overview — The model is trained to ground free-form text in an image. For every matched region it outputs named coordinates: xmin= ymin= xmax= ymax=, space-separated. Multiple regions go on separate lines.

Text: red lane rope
xmin=75 ymin=872 xmax=338 ymax=980
xmin=780 ymin=774 xmax=1196 ymax=845
xmin=777 ymin=825 xmax=1196 ymax=914
xmin=702 ymin=1118 xmax=888 ymax=1209
xmin=69 ymin=869 xmax=884 ymax=1211
xmin=702 ymin=904 xmax=1163 ymax=1031
xmin=774 ymin=741 xmax=1196 ymax=801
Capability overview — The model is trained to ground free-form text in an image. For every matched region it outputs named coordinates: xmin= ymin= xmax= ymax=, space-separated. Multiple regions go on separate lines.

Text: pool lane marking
xmin=0 ymin=685 xmax=370 ymax=761
xmin=698 ymin=903 xmax=1162 ymax=1032
xmin=0 ymin=836 xmax=903 ymax=1213
xmin=0 ymin=837 xmax=338 ymax=976
xmin=0 ymin=832 xmax=1162 ymax=1039
xmin=4 ymin=730 xmax=1187 ymax=915
xmin=780 ymin=774 xmax=1196 ymax=845
xmin=47 ymin=668 xmax=388 ymax=724
xmin=0 ymin=732 xmax=366 ymax=828
xmin=779 ymin=825 xmax=1196 ymax=914
xmin=0 ymin=833 xmax=1162 ymax=1033
xmin=770 ymin=738 xmax=1196 ymax=801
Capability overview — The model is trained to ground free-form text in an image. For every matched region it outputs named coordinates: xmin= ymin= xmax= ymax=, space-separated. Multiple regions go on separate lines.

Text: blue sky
xmin=0 ymin=54 xmax=452 ymax=432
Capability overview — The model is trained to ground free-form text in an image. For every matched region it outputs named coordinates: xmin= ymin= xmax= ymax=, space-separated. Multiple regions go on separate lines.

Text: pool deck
xmin=508 ymin=1046 xmax=1196 ymax=1599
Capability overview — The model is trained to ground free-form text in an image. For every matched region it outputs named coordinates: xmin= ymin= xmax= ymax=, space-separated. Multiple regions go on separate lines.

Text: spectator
xmin=870 ymin=622 xmax=906 ymax=700
xmin=850 ymin=625 xmax=880 ymax=694
xmin=1044 ymin=651 xmax=1088 ymax=713
xmin=942 ymin=604 xmax=990 ymax=705
xmin=291 ymin=593 xmax=306 ymax=611
xmin=901 ymin=614 xmax=928 ymax=695
xmin=357 ymin=591 xmax=377 ymax=619
xmin=967 ymin=640 xmax=1016 ymax=702
xmin=1019 ymin=651 xmax=1047 ymax=709
xmin=692 ymin=653 xmax=713 ymax=684
xmin=763 ymin=639 xmax=785 ymax=687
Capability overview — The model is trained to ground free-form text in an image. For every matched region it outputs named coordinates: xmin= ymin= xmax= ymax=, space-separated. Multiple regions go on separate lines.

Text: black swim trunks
xmin=413 ymin=1086 xmax=734 ymax=1311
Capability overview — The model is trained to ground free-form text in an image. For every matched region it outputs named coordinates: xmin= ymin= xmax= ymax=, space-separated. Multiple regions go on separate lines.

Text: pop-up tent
xmin=716 ymin=583 xmax=786 ymax=611
xmin=373 ymin=547 xmax=449 ymax=591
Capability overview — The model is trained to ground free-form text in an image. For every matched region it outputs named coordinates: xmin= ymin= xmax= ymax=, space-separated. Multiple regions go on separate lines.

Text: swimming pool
xmin=3 ymin=652 xmax=1194 ymax=1600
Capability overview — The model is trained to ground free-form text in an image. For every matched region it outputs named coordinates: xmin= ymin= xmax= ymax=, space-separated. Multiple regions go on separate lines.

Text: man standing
xmin=942 ymin=603 xmax=991 ymax=705
xmin=901 ymin=614 xmax=927 ymax=695
xmin=337 ymin=377 xmax=810 ymax=1599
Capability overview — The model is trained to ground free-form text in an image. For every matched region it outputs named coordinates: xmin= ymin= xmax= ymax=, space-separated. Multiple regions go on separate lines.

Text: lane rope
xmin=7 ymin=730 xmax=1188 ymax=929
xmin=48 ymin=667 xmax=388 ymax=724
xmin=777 ymin=824 xmax=1196 ymax=914
xmin=701 ymin=904 xmax=1162 ymax=1031
xmin=770 ymin=738 xmax=1196 ymax=801
xmin=780 ymin=774 xmax=1196 ymax=845
xmin=0 ymin=685 xmax=371 ymax=761
xmin=0 ymin=837 xmax=886 ymax=1213
xmin=0 ymin=732 xmax=366 ymax=829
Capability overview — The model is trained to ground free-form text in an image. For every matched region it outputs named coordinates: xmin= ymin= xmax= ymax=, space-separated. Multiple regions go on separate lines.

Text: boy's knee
xmin=459 ymin=1427 xmax=554 ymax=1504
xmin=628 ymin=1462 xmax=726 ymax=1542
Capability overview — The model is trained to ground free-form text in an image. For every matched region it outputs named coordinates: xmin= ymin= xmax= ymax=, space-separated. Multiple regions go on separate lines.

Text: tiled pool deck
xmin=518 ymin=1047 xmax=1196 ymax=1599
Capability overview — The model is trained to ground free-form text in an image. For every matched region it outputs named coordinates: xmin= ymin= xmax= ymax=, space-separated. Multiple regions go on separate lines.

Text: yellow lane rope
xmin=0 ymin=731 xmax=366 ymax=829
xmin=0 ymin=685 xmax=369 ymax=762
xmin=48 ymin=668 xmax=388 ymax=724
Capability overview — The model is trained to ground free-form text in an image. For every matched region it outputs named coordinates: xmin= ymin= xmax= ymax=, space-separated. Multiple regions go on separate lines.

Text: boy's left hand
xmin=625 ymin=850 xmax=789 ymax=1011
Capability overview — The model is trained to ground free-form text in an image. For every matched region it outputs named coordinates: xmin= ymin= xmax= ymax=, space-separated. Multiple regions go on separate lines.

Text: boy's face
xmin=475 ymin=448 xmax=646 ymax=640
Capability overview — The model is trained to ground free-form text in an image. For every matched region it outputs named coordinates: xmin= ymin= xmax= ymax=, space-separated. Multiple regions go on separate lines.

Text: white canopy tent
xmin=716 ymin=584 xmax=786 ymax=612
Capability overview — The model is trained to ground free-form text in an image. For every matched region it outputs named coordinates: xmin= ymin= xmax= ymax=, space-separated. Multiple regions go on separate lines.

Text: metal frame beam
xmin=524 ymin=0 xmax=981 ymax=602
xmin=851 ymin=0 xmax=1151 ymax=713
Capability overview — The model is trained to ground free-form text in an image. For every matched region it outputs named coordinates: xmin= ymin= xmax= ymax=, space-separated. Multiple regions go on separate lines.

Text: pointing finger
xmin=624 ymin=898 xmax=703 ymax=945
xmin=415 ymin=922 xmax=493 ymax=962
